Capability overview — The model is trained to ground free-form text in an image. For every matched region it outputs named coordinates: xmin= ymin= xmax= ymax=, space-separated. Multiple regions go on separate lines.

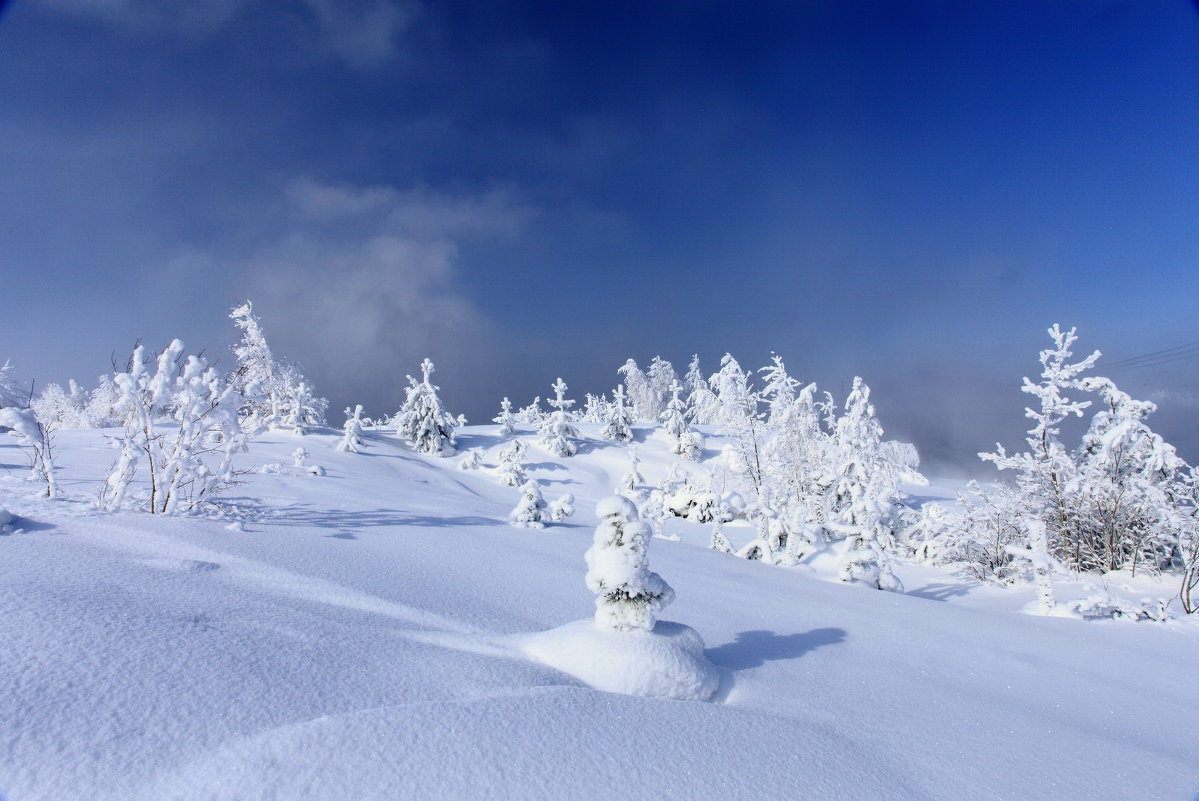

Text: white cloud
xmin=36 ymin=0 xmax=417 ymax=67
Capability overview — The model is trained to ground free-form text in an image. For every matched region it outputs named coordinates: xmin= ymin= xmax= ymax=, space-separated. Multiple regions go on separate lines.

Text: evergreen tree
xmin=646 ymin=356 xmax=677 ymax=420
xmin=493 ymin=397 xmax=517 ymax=437
xmin=601 ymin=385 xmax=635 ymax=443
xmin=510 ymin=480 xmax=548 ymax=528
xmin=538 ymin=378 xmax=579 ymax=457
xmin=395 ymin=359 xmax=457 ymax=457
xmin=618 ymin=359 xmax=656 ymax=422
xmin=659 ymin=380 xmax=703 ymax=460
xmin=495 ymin=439 xmax=528 ymax=487
xmin=585 ymin=496 xmax=674 ymax=631
xmin=0 ymin=359 xmax=23 ymax=407
xmin=683 ymin=355 xmax=720 ymax=425
xmin=336 ymin=405 xmax=366 ymax=453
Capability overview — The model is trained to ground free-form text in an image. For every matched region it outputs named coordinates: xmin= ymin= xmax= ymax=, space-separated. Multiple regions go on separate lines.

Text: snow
xmin=2 ymin=423 xmax=1198 ymax=800
xmin=522 ymin=619 xmax=721 ymax=701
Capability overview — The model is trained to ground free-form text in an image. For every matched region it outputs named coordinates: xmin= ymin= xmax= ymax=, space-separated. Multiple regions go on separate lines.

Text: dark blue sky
xmin=2 ymin=0 xmax=1197 ymax=472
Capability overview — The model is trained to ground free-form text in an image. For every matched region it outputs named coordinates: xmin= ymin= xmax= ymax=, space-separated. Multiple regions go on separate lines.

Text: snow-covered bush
xmin=293 ymin=447 xmax=308 ymax=468
xmin=585 ymin=496 xmax=674 ymax=631
xmin=86 ymin=374 xmax=122 ymax=427
xmin=510 ymin=480 xmax=548 ymax=528
xmin=549 ymin=493 xmax=575 ymax=522
xmin=31 ymin=380 xmax=90 ymax=430
xmin=457 ymin=448 xmax=483 ymax=471
xmin=98 ymin=340 xmax=248 ymax=515
xmin=538 ymin=378 xmax=579 ymax=457
xmin=0 ymin=406 xmax=58 ymax=499
xmin=618 ymin=446 xmax=644 ymax=496
xmin=395 ymin=359 xmax=457 ymax=457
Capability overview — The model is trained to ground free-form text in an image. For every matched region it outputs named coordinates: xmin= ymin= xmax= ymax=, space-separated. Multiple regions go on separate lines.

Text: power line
xmin=1105 ymin=340 xmax=1199 ymax=369
xmin=1107 ymin=350 xmax=1199 ymax=372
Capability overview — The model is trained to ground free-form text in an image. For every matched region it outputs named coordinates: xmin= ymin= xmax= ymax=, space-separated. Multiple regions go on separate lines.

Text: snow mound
xmin=522 ymin=618 xmax=721 ymax=701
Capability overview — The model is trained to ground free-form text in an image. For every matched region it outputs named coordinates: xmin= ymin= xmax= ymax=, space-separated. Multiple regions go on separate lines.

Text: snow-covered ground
xmin=2 ymin=424 xmax=1196 ymax=800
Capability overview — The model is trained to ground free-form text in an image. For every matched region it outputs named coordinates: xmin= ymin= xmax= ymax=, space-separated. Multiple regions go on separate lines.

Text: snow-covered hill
xmin=2 ymin=424 xmax=1196 ymax=800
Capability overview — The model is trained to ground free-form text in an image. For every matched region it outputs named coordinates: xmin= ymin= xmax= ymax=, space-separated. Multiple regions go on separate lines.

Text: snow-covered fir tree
xmin=825 ymin=378 xmax=903 ymax=591
xmin=493 ymin=397 xmax=517 ymax=437
xmin=229 ymin=301 xmax=326 ymax=432
xmin=709 ymin=518 xmax=734 ymax=554
xmin=618 ymin=446 xmax=645 ymax=496
xmin=759 ymin=354 xmax=800 ymax=428
xmin=293 ymin=447 xmax=308 ymax=468
xmin=509 ymin=480 xmax=548 ymax=528
xmin=601 ymin=384 xmax=635 ymax=443
xmin=538 ymin=378 xmax=579 ymax=457
xmin=495 ymin=439 xmax=528 ymax=487
xmin=395 ymin=359 xmax=457 ymax=457
xmin=659 ymin=380 xmax=703 ymax=460
xmin=336 ymin=405 xmax=366 ymax=453
xmin=582 ymin=393 xmax=610 ymax=424
xmin=584 ymin=495 xmax=675 ymax=631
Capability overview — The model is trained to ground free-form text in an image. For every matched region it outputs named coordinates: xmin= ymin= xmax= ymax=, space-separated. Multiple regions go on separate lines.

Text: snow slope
xmin=1 ymin=424 xmax=1197 ymax=801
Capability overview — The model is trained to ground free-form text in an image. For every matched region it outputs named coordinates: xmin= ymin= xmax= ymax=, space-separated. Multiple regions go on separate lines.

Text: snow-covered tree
xmin=981 ymin=324 xmax=1100 ymax=569
xmin=493 ymin=397 xmax=517 ymax=437
xmin=538 ymin=378 xmax=579 ymax=457
xmin=395 ymin=358 xmax=457 ymax=457
xmin=646 ymin=356 xmax=677 ymax=421
xmin=659 ymin=380 xmax=703 ymax=460
xmin=549 ymin=493 xmax=575 ymax=522
xmin=825 ymin=378 xmax=903 ymax=591
xmin=99 ymin=340 xmax=248 ymax=514
xmin=229 ymin=301 xmax=326 ymax=432
xmin=582 ymin=393 xmax=610 ymax=424
xmin=510 ymin=480 xmax=548 ymax=528
xmin=292 ymin=447 xmax=309 ymax=468
xmin=0 ymin=406 xmax=57 ymax=499
xmin=336 ymin=405 xmax=366 ymax=453
xmin=515 ymin=397 xmax=545 ymax=427
xmin=0 ymin=359 xmax=24 ymax=408
xmin=618 ymin=359 xmax=656 ymax=423
xmin=457 ymin=448 xmax=483 ymax=471
xmin=601 ymin=384 xmax=635 ymax=443
xmin=585 ymin=495 xmax=675 ymax=631
xmin=759 ymin=354 xmax=799 ymax=427
xmin=31 ymin=380 xmax=90 ymax=430
xmin=709 ymin=518 xmax=734 ymax=554
xmin=86 ymin=374 xmax=122 ymax=427
xmin=495 ymin=439 xmax=528 ymax=487
xmin=618 ymin=446 xmax=645 ymax=495
xmin=684 ymin=355 xmax=720 ymax=425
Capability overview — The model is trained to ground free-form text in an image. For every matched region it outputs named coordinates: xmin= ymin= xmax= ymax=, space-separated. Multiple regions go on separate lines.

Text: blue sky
xmin=1 ymin=0 xmax=1197 ymax=472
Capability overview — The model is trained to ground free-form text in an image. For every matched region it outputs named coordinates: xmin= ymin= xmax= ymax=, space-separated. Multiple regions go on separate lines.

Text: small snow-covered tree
xmin=229 ymin=301 xmax=326 ymax=432
xmin=293 ymin=447 xmax=309 ymax=468
xmin=759 ymin=354 xmax=799 ymax=428
xmin=601 ymin=385 xmax=635 ymax=443
xmin=582 ymin=393 xmax=610 ymax=424
xmin=458 ymin=448 xmax=483 ymax=471
xmin=493 ymin=397 xmax=517 ymax=437
xmin=495 ymin=439 xmax=528 ymax=487
xmin=510 ymin=480 xmax=548 ymax=528
xmin=660 ymin=380 xmax=703 ymax=460
xmin=515 ymin=397 xmax=545 ymax=427
xmin=618 ymin=446 xmax=645 ymax=495
xmin=549 ymin=493 xmax=575 ymax=522
xmin=336 ymin=405 xmax=366 ymax=453
xmin=538 ymin=378 xmax=579 ymax=457
xmin=395 ymin=359 xmax=457 ymax=457
xmin=0 ymin=406 xmax=58 ymax=499
xmin=709 ymin=518 xmax=734 ymax=554
xmin=585 ymin=495 xmax=675 ymax=631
